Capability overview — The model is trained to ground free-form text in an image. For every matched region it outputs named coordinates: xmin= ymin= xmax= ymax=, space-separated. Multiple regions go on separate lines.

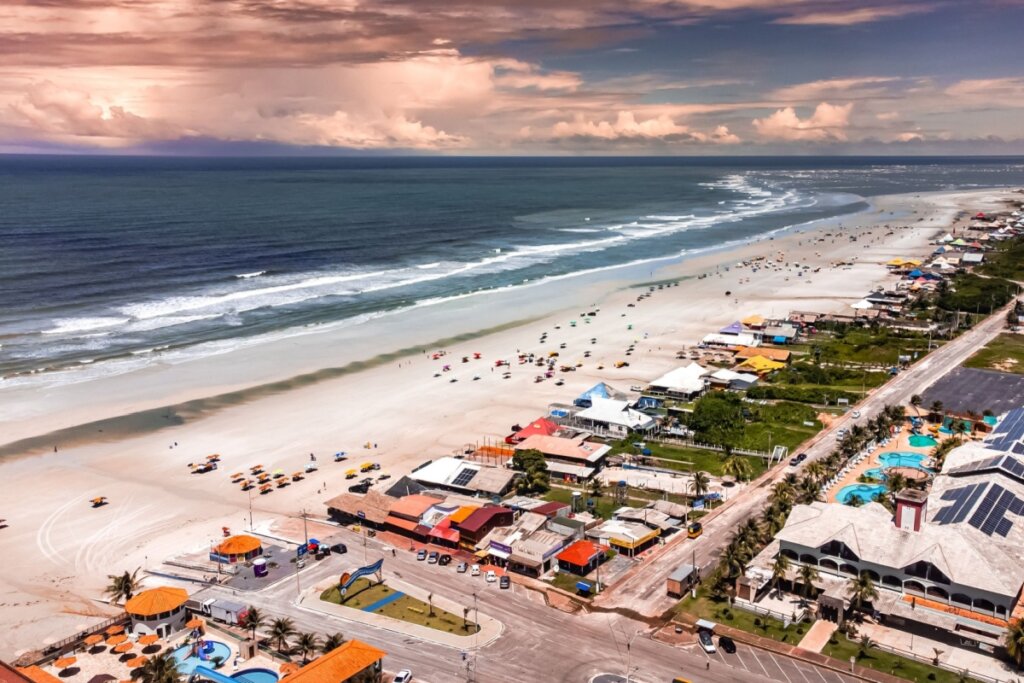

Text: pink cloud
xmin=752 ymin=102 xmax=852 ymax=141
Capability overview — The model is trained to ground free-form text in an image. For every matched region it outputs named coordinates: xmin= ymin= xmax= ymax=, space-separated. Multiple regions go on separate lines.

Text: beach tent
xmin=719 ymin=321 xmax=744 ymax=335
xmin=939 ymin=233 xmax=954 ymax=243
xmin=573 ymin=382 xmax=624 ymax=408
xmin=908 ymin=269 xmax=923 ymax=278
xmin=886 ymin=258 xmax=907 ymax=267
xmin=506 ymin=417 xmax=560 ymax=444
xmin=951 ymin=238 xmax=968 ymax=247
xmin=850 ymin=299 xmax=874 ymax=310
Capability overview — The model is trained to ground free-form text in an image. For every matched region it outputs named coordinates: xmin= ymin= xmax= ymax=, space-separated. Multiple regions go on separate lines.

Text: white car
xmin=698 ymin=630 xmax=717 ymax=654
xmin=852 ymin=410 xmax=861 ymax=418
xmin=394 ymin=670 xmax=413 ymax=683
xmin=485 ymin=570 xmax=497 ymax=583
xmin=471 ymin=564 xmax=481 ymax=576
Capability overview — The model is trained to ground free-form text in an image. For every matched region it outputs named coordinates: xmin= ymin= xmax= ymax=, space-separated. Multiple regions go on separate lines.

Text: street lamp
xmin=624 ymin=630 xmax=641 ymax=683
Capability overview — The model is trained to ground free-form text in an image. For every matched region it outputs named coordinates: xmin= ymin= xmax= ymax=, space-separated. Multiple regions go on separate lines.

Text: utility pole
xmin=302 ymin=508 xmax=309 ymax=546
xmin=247 ymin=486 xmax=254 ymax=532
xmin=624 ymin=630 xmax=640 ymax=683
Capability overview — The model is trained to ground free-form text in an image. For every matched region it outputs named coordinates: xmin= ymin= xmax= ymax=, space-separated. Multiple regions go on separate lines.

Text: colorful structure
xmin=211 ymin=534 xmax=263 ymax=564
xmin=125 ymin=586 xmax=189 ymax=637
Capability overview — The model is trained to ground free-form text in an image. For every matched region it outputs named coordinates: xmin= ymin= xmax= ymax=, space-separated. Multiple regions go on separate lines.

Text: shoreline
xmin=0 ymin=186 xmax=1012 ymax=659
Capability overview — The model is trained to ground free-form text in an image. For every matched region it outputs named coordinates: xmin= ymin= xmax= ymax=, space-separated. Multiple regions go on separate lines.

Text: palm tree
xmin=689 ymin=470 xmax=710 ymax=498
xmin=105 ymin=568 xmax=142 ymax=605
xmin=805 ymin=461 xmax=826 ymax=485
xmin=761 ymin=504 xmax=787 ymax=539
xmin=910 ymin=394 xmax=922 ymax=416
xmin=857 ymin=634 xmax=875 ymax=658
xmin=770 ymin=480 xmax=795 ymax=508
xmin=721 ymin=543 xmax=747 ymax=579
xmin=929 ymin=400 xmax=944 ymax=422
xmin=269 ymin=617 xmax=296 ymax=653
xmin=294 ymin=632 xmax=320 ymax=663
xmin=771 ymin=553 xmax=790 ymax=596
xmin=1005 ymin=619 xmax=1024 ymax=668
xmin=588 ymin=477 xmax=603 ymax=498
xmin=131 ymin=651 xmax=182 ymax=683
xmin=797 ymin=475 xmax=819 ymax=505
xmin=721 ymin=455 xmax=752 ymax=482
xmin=798 ymin=564 xmax=819 ymax=601
xmin=886 ymin=471 xmax=908 ymax=496
xmin=320 ymin=632 xmax=345 ymax=654
xmin=847 ymin=571 xmax=879 ymax=615
xmin=240 ymin=606 xmax=264 ymax=641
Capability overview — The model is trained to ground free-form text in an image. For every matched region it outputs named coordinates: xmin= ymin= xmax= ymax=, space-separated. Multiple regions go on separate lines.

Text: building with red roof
xmin=556 ymin=539 xmax=609 ymax=575
xmin=385 ymin=494 xmax=443 ymax=536
xmin=505 ymin=417 xmax=560 ymax=444
xmin=453 ymin=506 xmax=514 ymax=549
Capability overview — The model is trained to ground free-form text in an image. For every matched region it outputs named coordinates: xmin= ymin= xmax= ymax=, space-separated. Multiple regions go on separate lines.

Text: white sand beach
xmin=0 ymin=187 xmax=1012 ymax=658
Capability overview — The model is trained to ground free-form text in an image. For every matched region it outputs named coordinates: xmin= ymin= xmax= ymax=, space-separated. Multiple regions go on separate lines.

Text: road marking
xmin=790 ymin=659 xmax=814 ymax=683
xmin=748 ymin=649 xmax=772 ymax=679
xmin=767 ymin=653 xmax=794 ymax=683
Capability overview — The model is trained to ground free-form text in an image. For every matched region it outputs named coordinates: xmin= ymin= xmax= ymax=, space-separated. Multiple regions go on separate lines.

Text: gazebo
xmin=124 ymin=587 xmax=189 ymax=637
xmin=211 ymin=535 xmax=263 ymax=564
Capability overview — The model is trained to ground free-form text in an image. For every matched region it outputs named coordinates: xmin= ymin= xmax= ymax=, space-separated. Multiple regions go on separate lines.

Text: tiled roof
xmin=286 ymin=639 xmax=385 ymax=683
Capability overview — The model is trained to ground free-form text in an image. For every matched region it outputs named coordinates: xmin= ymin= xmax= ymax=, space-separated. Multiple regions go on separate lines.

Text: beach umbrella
xmin=54 ymin=657 xmax=77 ymax=669
xmin=87 ymin=675 xmax=116 ymax=683
xmin=106 ymin=634 xmax=127 ymax=646
xmin=126 ymin=656 xmax=147 ymax=669
xmin=84 ymin=634 xmax=104 ymax=646
xmin=186 ymin=617 xmax=205 ymax=630
xmin=106 ymin=624 xmax=125 ymax=635
xmin=113 ymin=642 xmax=134 ymax=654
xmin=138 ymin=634 xmax=160 ymax=646
xmin=279 ymin=662 xmax=300 ymax=676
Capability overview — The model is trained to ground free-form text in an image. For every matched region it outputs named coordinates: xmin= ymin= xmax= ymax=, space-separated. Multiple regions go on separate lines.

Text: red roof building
xmin=453 ymin=506 xmax=514 ymax=549
xmin=530 ymin=501 xmax=569 ymax=519
xmin=556 ymin=539 xmax=609 ymax=575
xmin=505 ymin=417 xmax=560 ymax=444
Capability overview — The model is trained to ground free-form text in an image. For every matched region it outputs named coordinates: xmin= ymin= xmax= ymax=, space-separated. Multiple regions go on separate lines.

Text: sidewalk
xmin=297 ymin=575 xmax=503 ymax=649
xmin=798 ymin=620 xmax=837 ymax=653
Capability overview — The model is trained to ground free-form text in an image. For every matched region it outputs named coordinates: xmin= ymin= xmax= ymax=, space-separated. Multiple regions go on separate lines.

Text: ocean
xmin=2 ymin=155 xmax=1023 ymax=383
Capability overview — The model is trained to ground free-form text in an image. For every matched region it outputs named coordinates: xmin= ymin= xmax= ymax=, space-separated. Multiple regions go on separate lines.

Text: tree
xmin=857 ymin=634 xmax=875 ymax=659
xmin=294 ymin=632 xmax=320 ymax=663
xmin=240 ymin=606 xmax=264 ymax=641
xmin=805 ymin=461 xmax=826 ymax=485
xmin=721 ymin=455 xmax=752 ymax=482
xmin=269 ymin=617 xmax=296 ymax=653
xmin=130 ymin=652 xmax=182 ymax=683
xmin=688 ymin=393 xmax=745 ymax=448
xmin=910 ymin=394 xmax=922 ymax=416
xmin=847 ymin=571 xmax=879 ymax=615
xmin=105 ymin=568 xmax=142 ymax=605
xmin=771 ymin=553 xmax=790 ymax=596
xmin=886 ymin=471 xmax=908 ymax=496
xmin=588 ymin=477 xmax=602 ymax=498
xmin=427 ymin=592 xmax=435 ymax=618
xmin=1005 ymin=619 xmax=1024 ymax=668
xmin=320 ymin=633 xmax=345 ymax=654
xmin=798 ymin=564 xmax=819 ymax=600
xmin=511 ymin=449 xmax=550 ymax=495
xmin=689 ymin=470 xmax=710 ymax=499
xmin=929 ymin=400 xmax=944 ymax=422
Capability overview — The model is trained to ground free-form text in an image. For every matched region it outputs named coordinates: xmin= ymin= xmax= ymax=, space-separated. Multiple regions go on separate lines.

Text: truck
xmin=194 ymin=598 xmax=247 ymax=626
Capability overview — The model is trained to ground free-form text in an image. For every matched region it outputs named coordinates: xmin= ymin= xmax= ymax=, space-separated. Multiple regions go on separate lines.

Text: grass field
xmin=615 ymin=440 xmax=769 ymax=478
xmin=676 ymin=588 xmax=799 ymax=643
xmin=821 ymin=634 xmax=983 ymax=683
xmin=321 ymin=578 xmax=474 ymax=633
xmin=965 ymin=333 xmax=1024 ymax=375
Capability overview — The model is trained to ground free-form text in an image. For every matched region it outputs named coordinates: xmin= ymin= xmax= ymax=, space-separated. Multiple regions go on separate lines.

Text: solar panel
xmin=968 ymin=486 xmax=1000 ymax=528
xmin=451 ymin=468 xmax=478 ymax=487
xmin=934 ymin=483 xmax=985 ymax=524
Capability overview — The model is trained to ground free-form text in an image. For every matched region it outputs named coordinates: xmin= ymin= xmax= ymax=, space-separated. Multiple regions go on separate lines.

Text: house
xmin=735 ymin=355 xmax=786 ymax=376
xmin=962 ymin=252 xmax=985 ymax=266
xmin=702 ymin=332 xmax=760 ymax=348
xmin=556 ymin=539 xmax=610 ymax=576
xmin=587 ymin=519 xmax=660 ymax=557
xmin=573 ymin=382 xmax=628 ymax=408
xmin=454 ymin=506 xmax=515 ymax=550
xmin=734 ymin=346 xmax=791 ymax=364
xmin=505 ymin=417 xmax=561 ymax=444
xmin=707 ymin=368 xmax=758 ymax=391
xmin=509 ymin=530 xmax=568 ymax=576
xmin=285 ymin=639 xmax=385 ymax=683
xmin=514 ymin=434 xmax=611 ymax=482
xmin=646 ymin=363 xmax=710 ymax=399
xmin=613 ymin=506 xmax=679 ymax=532
xmin=410 ymin=457 xmax=517 ymax=496
xmin=210 ymin=535 xmax=263 ymax=564
xmin=574 ymin=398 xmax=657 ymax=436
xmin=326 ymin=490 xmax=394 ymax=529
xmin=124 ymin=586 xmax=190 ymax=637
xmin=762 ymin=322 xmax=799 ymax=344
xmin=385 ymin=494 xmax=442 ymax=537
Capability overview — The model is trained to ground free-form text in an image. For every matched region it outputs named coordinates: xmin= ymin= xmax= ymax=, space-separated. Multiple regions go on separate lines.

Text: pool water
xmin=864 ymin=468 xmax=885 ymax=480
xmin=877 ymin=452 xmax=930 ymax=469
xmin=172 ymin=640 xmax=232 ymax=674
xmin=908 ymin=434 xmax=938 ymax=448
xmin=837 ymin=484 xmax=886 ymax=505
xmin=233 ymin=669 xmax=279 ymax=683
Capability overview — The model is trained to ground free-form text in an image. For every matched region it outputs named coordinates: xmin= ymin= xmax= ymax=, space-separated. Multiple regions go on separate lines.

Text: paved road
xmin=597 ymin=302 xmax=1015 ymax=617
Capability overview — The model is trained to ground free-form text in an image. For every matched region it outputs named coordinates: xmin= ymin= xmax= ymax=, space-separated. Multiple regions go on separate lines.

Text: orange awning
xmin=126 ymin=657 xmax=147 ymax=668
xmin=105 ymin=624 xmax=124 ymax=635
xmin=186 ymin=617 xmax=205 ymax=629
xmin=123 ymin=586 xmax=188 ymax=617
xmin=215 ymin=535 xmax=261 ymax=556
xmin=385 ymin=515 xmax=419 ymax=532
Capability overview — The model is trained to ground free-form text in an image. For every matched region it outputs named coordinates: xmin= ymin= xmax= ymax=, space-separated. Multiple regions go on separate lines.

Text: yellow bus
xmin=687 ymin=522 xmax=703 ymax=539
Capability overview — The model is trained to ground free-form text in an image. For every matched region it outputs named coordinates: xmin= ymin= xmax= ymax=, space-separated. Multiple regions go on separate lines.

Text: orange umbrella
xmin=185 ymin=617 xmax=205 ymax=629
xmin=84 ymin=634 xmax=104 ymax=646
xmin=106 ymin=634 xmax=127 ymax=646
xmin=126 ymin=656 xmax=147 ymax=668
xmin=54 ymin=656 xmax=77 ymax=669
xmin=138 ymin=634 xmax=160 ymax=645
xmin=114 ymin=641 xmax=134 ymax=654
xmin=279 ymin=662 xmax=300 ymax=676
xmin=106 ymin=624 xmax=125 ymax=635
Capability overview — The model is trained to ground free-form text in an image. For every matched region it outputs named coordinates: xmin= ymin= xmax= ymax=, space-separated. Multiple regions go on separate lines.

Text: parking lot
xmin=692 ymin=641 xmax=862 ymax=683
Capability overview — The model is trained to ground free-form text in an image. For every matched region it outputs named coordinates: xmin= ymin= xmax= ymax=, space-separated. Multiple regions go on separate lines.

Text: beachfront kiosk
xmin=210 ymin=534 xmax=263 ymax=564
xmin=125 ymin=586 xmax=189 ymax=637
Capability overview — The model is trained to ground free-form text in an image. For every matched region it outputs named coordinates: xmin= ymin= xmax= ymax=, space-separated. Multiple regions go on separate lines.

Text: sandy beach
xmin=0 ymin=187 xmax=1012 ymax=658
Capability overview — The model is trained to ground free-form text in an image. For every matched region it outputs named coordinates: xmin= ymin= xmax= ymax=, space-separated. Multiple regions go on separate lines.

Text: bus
xmin=687 ymin=522 xmax=703 ymax=539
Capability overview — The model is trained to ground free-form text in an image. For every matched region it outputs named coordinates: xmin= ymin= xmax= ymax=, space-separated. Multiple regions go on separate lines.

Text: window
xmin=974 ymin=598 xmax=995 ymax=612
xmin=951 ymin=593 xmax=972 ymax=607
xmin=926 ymin=586 xmax=949 ymax=600
xmin=864 ymin=570 xmax=881 ymax=582
xmin=819 ymin=559 xmax=839 ymax=572
xmin=799 ymin=553 xmax=817 ymax=565
xmin=839 ymin=563 xmax=858 ymax=575
xmin=903 ymin=560 xmax=951 ymax=585
xmin=781 ymin=548 xmax=798 ymax=560
xmin=904 ymin=580 xmax=926 ymax=595
xmin=882 ymin=575 xmax=902 ymax=587
xmin=820 ymin=540 xmax=860 ymax=562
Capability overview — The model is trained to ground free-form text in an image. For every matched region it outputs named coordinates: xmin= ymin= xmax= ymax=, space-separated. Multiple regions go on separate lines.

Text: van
xmin=687 ymin=522 xmax=703 ymax=539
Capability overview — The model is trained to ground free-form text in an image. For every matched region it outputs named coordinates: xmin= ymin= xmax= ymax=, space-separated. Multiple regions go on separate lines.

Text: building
xmin=646 ymin=363 xmax=710 ymax=399
xmin=410 ymin=457 xmax=518 ymax=497
xmin=760 ymin=410 xmax=1024 ymax=647
xmin=706 ymin=368 xmax=758 ymax=391
xmin=505 ymin=417 xmax=561 ymax=444
xmin=285 ymin=639 xmax=385 ymax=683
xmin=325 ymin=490 xmax=394 ymax=529
xmin=667 ymin=564 xmax=697 ymax=598
xmin=701 ymin=332 xmax=760 ymax=348
xmin=573 ymin=382 xmax=628 ymax=409
xmin=385 ymin=494 xmax=441 ymax=537
xmin=555 ymin=539 xmax=609 ymax=575
xmin=587 ymin=519 xmax=659 ymax=557
xmin=514 ymin=434 xmax=611 ymax=482
xmin=8 ymin=665 xmax=59 ymax=683
xmin=509 ymin=530 xmax=567 ymax=576
xmin=613 ymin=506 xmax=679 ymax=533
xmin=735 ymin=355 xmax=786 ymax=376
xmin=125 ymin=586 xmax=189 ymax=637
xmin=210 ymin=535 xmax=262 ymax=564
xmin=762 ymin=322 xmax=799 ymax=344
xmin=454 ymin=506 xmax=515 ymax=550
xmin=734 ymin=345 xmax=791 ymax=364
xmin=574 ymin=398 xmax=656 ymax=437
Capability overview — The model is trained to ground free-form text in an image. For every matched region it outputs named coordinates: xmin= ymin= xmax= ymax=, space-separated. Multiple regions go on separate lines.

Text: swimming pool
xmin=877 ymin=452 xmax=931 ymax=470
xmin=837 ymin=484 xmax=886 ymax=505
xmin=864 ymin=468 xmax=885 ymax=480
xmin=908 ymin=434 xmax=938 ymax=448
xmin=233 ymin=669 xmax=279 ymax=683
xmin=172 ymin=640 xmax=232 ymax=674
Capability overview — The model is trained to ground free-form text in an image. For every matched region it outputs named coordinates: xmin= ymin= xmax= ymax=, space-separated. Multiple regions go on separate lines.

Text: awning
xmin=429 ymin=526 xmax=460 ymax=544
xmin=510 ymin=553 xmax=542 ymax=567
xmin=474 ymin=549 xmax=490 ymax=558
xmin=955 ymin=616 xmax=1005 ymax=638
xmin=695 ymin=619 xmax=717 ymax=631
xmin=385 ymin=515 xmax=419 ymax=532
xmin=488 ymin=547 xmax=510 ymax=560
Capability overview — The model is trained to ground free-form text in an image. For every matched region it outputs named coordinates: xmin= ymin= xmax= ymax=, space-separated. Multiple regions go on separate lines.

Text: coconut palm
xmin=910 ymin=394 xmax=922 ymax=416
xmin=805 ymin=461 xmax=826 ymax=485
xmin=105 ymin=568 xmax=142 ymax=605
xmin=269 ymin=617 xmax=296 ymax=653
xmin=857 ymin=634 xmax=875 ymax=658
xmin=771 ymin=553 xmax=790 ymax=596
xmin=130 ymin=651 xmax=182 ymax=683
xmin=240 ymin=606 xmax=264 ymax=641
xmin=886 ymin=471 xmax=908 ymax=496
xmin=797 ymin=475 xmax=820 ymax=505
xmin=770 ymin=480 xmax=795 ymax=507
xmin=1005 ymin=619 xmax=1024 ymax=668
xmin=689 ymin=470 xmax=710 ymax=498
xmin=929 ymin=400 xmax=944 ymax=422
xmin=721 ymin=543 xmax=747 ymax=579
xmin=320 ymin=632 xmax=345 ymax=654
xmin=294 ymin=632 xmax=320 ymax=663
xmin=798 ymin=564 xmax=820 ymax=600
xmin=847 ymin=571 xmax=879 ymax=615
xmin=721 ymin=455 xmax=752 ymax=482
xmin=761 ymin=504 xmax=787 ymax=539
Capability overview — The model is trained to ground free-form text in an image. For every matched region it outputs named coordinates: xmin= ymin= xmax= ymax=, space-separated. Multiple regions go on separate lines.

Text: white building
xmin=646 ymin=363 xmax=710 ymax=399
xmin=574 ymin=398 xmax=656 ymax=437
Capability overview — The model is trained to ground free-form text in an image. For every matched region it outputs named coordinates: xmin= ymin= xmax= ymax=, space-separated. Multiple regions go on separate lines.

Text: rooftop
xmin=124 ymin=586 xmax=188 ymax=616
xmin=575 ymin=398 xmax=656 ymax=430
xmin=286 ymin=639 xmax=385 ymax=683
xmin=458 ymin=506 xmax=512 ymax=533
xmin=556 ymin=539 xmax=608 ymax=567
xmin=214 ymin=534 xmax=261 ymax=556
xmin=514 ymin=434 xmax=610 ymax=463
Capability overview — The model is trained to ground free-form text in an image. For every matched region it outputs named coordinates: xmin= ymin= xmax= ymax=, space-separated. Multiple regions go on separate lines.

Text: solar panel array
xmin=948 ymin=454 xmax=1024 ymax=483
xmin=988 ymin=408 xmax=1024 ymax=453
xmin=451 ymin=468 xmax=478 ymax=487
xmin=934 ymin=482 xmax=1024 ymax=537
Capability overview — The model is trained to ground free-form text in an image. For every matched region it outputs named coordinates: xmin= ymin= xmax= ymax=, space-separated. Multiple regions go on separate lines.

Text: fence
xmin=862 ymin=638 xmax=1010 ymax=683
xmin=650 ymin=435 xmax=777 ymax=461
xmin=22 ymin=612 xmax=130 ymax=665
xmin=732 ymin=599 xmax=807 ymax=626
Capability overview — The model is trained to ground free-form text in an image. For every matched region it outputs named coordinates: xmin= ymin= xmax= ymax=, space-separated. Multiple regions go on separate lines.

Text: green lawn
xmin=965 ymin=333 xmax=1024 ymax=375
xmin=676 ymin=588 xmax=801 ymax=644
xmin=321 ymin=578 xmax=475 ymax=634
xmin=543 ymin=487 xmax=625 ymax=519
xmin=617 ymin=441 xmax=769 ymax=479
xmin=822 ymin=633 xmax=983 ymax=683
xmin=550 ymin=570 xmax=590 ymax=593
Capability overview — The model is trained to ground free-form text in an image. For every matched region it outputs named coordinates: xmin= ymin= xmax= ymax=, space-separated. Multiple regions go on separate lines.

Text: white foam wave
xmin=42 ymin=317 xmax=129 ymax=335
xmin=235 ymin=271 xmax=266 ymax=279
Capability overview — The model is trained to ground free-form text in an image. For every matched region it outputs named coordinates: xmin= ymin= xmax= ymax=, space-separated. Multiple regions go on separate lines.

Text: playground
xmin=321 ymin=578 xmax=475 ymax=634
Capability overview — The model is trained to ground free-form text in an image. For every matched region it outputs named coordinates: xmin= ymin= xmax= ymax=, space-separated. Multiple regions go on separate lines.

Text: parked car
xmin=485 ymin=570 xmax=496 ymax=583
xmin=417 ymin=549 xmax=427 ymax=561
xmin=347 ymin=483 xmax=370 ymax=493
xmin=499 ymin=575 xmax=510 ymax=589
xmin=438 ymin=554 xmax=452 ymax=566
xmin=456 ymin=562 xmax=468 ymax=573
xmin=394 ymin=670 xmax=413 ymax=683
xmin=471 ymin=564 xmax=481 ymax=576
xmin=789 ymin=453 xmax=806 ymax=466
xmin=428 ymin=551 xmax=439 ymax=564
xmin=852 ymin=410 xmax=861 ymax=419
xmin=698 ymin=630 xmax=716 ymax=654
xmin=718 ymin=636 xmax=736 ymax=654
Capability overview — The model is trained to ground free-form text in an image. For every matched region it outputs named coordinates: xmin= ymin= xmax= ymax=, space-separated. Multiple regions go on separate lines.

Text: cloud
xmin=752 ymin=102 xmax=853 ymax=141
xmin=945 ymin=78 xmax=1024 ymax=106
xmin=769 ymin=77 xmax=901 ymax=102
xmin=773 ymin=4 xmax=930 ymax=26
xmin=542 ymin=111 xmax=740 ymax=144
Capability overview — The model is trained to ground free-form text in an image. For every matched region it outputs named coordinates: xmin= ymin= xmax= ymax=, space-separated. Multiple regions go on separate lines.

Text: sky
xmin=1 ymin=0 xmax=1023 ymax=155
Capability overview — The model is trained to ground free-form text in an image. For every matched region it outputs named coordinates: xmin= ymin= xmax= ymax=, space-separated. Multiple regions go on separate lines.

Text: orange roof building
xmin=10 ymin=666 xmax=60 ymax=683
xmin=734 ymin=346 xmax=791 ymax=363
xmin=556 ymin=540 xmax=609 ymax=574
xmin=448 ymin=505 xmax=480 ymax=524
xmin=285 ymin=639 xmax=385 ymax=683
xmin=124 ymin=587 xmax=188 ymax=618
xmin=213 ymin=534 xmax=263 ymax=563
